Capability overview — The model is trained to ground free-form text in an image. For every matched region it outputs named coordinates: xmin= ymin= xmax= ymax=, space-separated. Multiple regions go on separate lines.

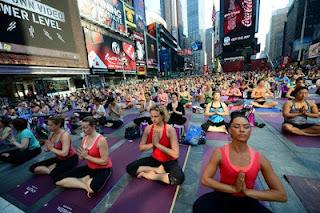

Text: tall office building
xmin=187 ymin=0 xmax=200 ymax=41
xmin=160 ymin=0 xmax=184 ymax=46
xmin=268 ymin=8 xmax=288 ymax=65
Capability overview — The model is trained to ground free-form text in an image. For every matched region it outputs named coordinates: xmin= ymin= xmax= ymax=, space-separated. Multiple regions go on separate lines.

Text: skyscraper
xmin=187 ymin=0 xmax=200 ymax=41
xmin=160 ymin=0 xmax=184 ymax=46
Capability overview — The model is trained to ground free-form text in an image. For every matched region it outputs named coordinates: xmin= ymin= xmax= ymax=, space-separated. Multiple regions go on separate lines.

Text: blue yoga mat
xmin=255 ymin=107 xmax=281 ymax=113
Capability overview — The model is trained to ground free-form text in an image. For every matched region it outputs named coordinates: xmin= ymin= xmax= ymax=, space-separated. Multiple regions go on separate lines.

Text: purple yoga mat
xmin=197 ymin=146 xmax=220 ymax=196
xmin=284 ymin=175 xmax=320 ymax=213
xmin=259 ymin=114 xmax=320 ymax=148
xmin=206 ymin=132 xmax=230 ymax=141
xmin=37 ymin=138 xmax=142 ymax=213
xmin=102 ymin=113 xmax=139 ymax=134
xmin=107 ymin=145 xmax=189 ymax=213
xmin=107 ymin=136 xmax=121 ymax=147
xmin=7 ymin=175 xmax=55 ymax=206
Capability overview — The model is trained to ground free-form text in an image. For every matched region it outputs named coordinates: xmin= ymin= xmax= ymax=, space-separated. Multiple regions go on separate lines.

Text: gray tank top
xmin=285 ymin=100 xmax=311 ymax=124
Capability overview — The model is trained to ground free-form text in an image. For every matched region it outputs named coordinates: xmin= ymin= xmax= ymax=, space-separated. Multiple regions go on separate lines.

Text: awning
xmin=0 ymin=65 xmax=90 ymax=75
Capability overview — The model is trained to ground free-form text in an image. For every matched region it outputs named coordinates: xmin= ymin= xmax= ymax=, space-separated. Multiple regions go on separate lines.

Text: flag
xmin=211 ymin=4 xmax=217 ymax=25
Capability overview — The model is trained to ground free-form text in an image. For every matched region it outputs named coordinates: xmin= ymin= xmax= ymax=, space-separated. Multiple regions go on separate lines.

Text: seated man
xmin=286 ymin=77 xmax=305 ymax=100
xmin=201 ymin=91 xmax=229 ymax=134
xmin=251 ymin=79 xmax=278 ymax=108
xmin=282 ymin=87 xmax=320 ymax=136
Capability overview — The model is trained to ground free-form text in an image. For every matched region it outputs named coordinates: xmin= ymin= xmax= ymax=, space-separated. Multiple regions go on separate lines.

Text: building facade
xmin=268 ymin=8 xmax=288 ymax=67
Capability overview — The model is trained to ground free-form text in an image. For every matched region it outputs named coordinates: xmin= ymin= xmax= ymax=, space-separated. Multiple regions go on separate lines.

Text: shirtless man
xmin=251 ymin=79 xmax=278 ymax=108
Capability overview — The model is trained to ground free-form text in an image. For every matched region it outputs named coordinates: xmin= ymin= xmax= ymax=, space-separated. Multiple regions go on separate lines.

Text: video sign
xmin=0 ymin=0 xmax=87 ymax=68
xmin=84 ymin=28 xmax=136 ymax=71
xmin=222 ymin=0 xmax=256 ymax=46
xmin=146 ymin=34 xmax=158 ymax=68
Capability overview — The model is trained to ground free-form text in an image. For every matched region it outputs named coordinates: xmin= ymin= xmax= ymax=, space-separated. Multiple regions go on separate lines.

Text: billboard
xmin=146 ymin=34 xmax=158 ymax=68
xmin=308 ymin=42 xmax=320 ymax=59
xmin=223 ymin=0 xmax=256 ymax=46
xmin=147 ymin=23 xmax=157 ymax=37
xmin=124 ymin=4 xmax=136 ymax=29
xmin=133 ymin=32 xmax=146 ymax=65
xmin=0 ymin=0 xmax=88 ymax=68
xmin=78 ymin=0 xmax=126 ymax=34
xmin=133 ymin=0 xmax=146 ymax=33
xmin=84 ymin=28 xmax=136 ymax=71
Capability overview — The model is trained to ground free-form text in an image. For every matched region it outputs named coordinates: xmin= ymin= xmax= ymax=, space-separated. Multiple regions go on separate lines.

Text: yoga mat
xmin=197 ymin=146 xmax=220 ymax=196
xmin=107 ymin=145 xmax=189 ymax=213
xmin=107 ymin=136 xmax=121 ymax=147
xmin=37 ymin=138 xmax=142 ymax=213
xmin=206 ymin=132 xmax=230 ymax=141
xmin=259 ymin=114 xmax=320 ymax=148
xmin=7 ymin=175 xmax=55 ymax=206
xmin=284 ymin=175 xmax=320 ymax=213
xmin=102 ymin=113 xmax=139 ymax=134
xmin=255 ymin=107 xmax=281 ymax=113
xmin=228 ymin=105 xmax=244 ymax=112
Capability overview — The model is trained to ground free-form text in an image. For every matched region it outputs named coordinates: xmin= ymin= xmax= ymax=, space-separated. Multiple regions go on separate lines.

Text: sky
xmin=145 ymin=0 xmax=291 ymax=53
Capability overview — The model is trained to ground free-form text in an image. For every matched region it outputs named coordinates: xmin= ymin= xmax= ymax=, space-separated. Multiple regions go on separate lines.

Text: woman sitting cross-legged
xmin=201 ymin=91 xmax=229 ymax=134
xmin=193 ymin=112 xmax=287 ymax=213
xmin=0 ymin=118 xmax=41 ymax=165
xmin=30 ymin=115 xmax=78 ymax=181
xmin=126 ymin=105 xmax=185 ymax=185
xmin=282 ymin=87 xmax=320 ymax=136
xmin=56 ymin=116 xmax=112 ymax=197
xmin=167 ymin=92 xmax=187 ymax=125
xmin=105 ymin=97 xmax=123 ymax=129
xmin=133 ymin=92 xmax=155 ymax=126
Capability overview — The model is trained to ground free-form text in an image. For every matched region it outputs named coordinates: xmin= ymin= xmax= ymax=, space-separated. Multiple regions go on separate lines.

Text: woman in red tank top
xmin=126 ymin=105 xmax=185 ymax=185
xmin=194 ymin=112 xmax=287 ymax=213
xmin=56 ymin=116 xmax=112 ymax=197
xmin=30 ymin=115 xmax=78 ymax=181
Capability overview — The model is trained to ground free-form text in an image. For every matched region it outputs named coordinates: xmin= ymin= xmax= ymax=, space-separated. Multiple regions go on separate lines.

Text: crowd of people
xmin=0 ymin=65 xmax=319 ymax=211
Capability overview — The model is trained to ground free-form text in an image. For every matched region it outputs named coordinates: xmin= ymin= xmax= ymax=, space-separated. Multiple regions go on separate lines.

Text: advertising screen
xmin=308 ymin=42 xmax=320 ymax=59
xmin=133 ymin=0 xmax=146 ymax=33
xmin=0 ymin=0 xmax=88 ymax=68
xmin=84 ymin=28 xmax=136 ymax=71
xmin=146 ymin=34 xmax=158 ymax=68
xmin=124 ymin=4 xmax=136 ymax=29
xmin=78 ymin=0 xmax=126 ymax=34
xmin=133 ymin=32 xmax=146 ymax=65
xmin=222 ymin=0 xmax=256 ymax=46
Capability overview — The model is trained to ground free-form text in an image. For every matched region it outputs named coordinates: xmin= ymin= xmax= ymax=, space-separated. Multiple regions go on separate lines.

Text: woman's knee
xmin=169 ymin=171 xmax=185 ymax=185
xmin=126 ymin=162 xmax=138 ymax=176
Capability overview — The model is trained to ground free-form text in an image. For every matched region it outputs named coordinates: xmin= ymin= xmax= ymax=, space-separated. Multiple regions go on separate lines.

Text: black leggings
xmin=59 ymin=165 xmax=112 ymax=193
xmin=168 ymin=117 xmax=187 ymax=125
xmin=133 ymin=117 xmax=152 ymax=126
xmin=0 ymin=147 xmax=41 ymax=165
xmin=193 ymin=191 xmax=272 ymax=213
xmin=29 ymin=155 xmax=79 ymax=181
xmin=126 ymin=156 xmax=185 ymax=185
xmin=105 ymin=119 xmax=123 ymax=129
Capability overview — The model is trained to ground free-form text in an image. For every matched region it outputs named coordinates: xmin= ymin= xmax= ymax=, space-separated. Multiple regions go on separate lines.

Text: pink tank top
xmin=220 ymin=144 xmax=260 ymax=196
xmin=52 ymin=132 xmax=75 ymax=160
xmin=82 ymin=134 xmax=112 ymax=169
xmin=147 ymin=124 xmax=175 ymax=162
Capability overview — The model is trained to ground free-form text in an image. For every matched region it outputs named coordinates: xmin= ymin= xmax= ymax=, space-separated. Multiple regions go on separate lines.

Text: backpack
xmin=185 ymin=125 xmax=203 ymax=145
xmin=239 ymin=106 xmax=255 ymax=127
xmin=125 ymin=126 xmax=141 ymax=140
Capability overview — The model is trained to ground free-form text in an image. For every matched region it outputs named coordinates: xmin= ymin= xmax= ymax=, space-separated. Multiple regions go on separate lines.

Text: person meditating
xmin=56 ymin=116 xmax=112 ymax=197
xmin=0 ymin=118 xmax=41 ymax=165
xmin=201 ymin=91 xmax=229 ymax=134
xmin=167 ymin=92 xmax=187 ymax=125
xmin=286 ymin=77 xmax=305 ymax=100
xmin=179 ymin=85 xmax=192 ymax=107
xmin=225 ymin=82 xmax=244 ymax=106
xmin=126 ymin=105 xmax=185 ymax=185
xmin=193 ymin=112 xmax=287 ymax=213
xmin=251 ymin=79 xmax=278 ymax=108
xmin=282 ymin=87 xmax=320 ymax=136
xmin=30 ymin=116 xmax=78 ymax=181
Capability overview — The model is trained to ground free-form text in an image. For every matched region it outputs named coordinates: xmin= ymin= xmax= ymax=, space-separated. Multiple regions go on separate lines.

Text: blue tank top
xmin=208 ymin=102 xmax=224 ymax=123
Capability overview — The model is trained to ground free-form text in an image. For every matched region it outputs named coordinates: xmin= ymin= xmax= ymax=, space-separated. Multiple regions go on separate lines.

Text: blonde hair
xmin=150 ymin=105 xmax=170 ymax=123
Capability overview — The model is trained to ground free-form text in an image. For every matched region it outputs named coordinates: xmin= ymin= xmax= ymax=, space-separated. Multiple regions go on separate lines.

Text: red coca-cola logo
xmin=241 ymin=0 xmax=252 ymax=27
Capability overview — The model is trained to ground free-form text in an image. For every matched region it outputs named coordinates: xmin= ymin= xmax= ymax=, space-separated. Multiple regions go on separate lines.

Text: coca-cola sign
xmin=223 ymin=0 xmax=256 ymax=46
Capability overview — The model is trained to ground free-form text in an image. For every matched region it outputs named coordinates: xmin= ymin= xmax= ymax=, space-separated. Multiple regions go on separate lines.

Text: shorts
xmin=201 ymin=120 xmax=226 ymax=131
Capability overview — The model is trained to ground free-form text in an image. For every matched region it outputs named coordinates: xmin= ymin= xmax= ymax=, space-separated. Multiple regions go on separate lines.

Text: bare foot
xmin=155 ymin=165 xmax=166 ymax=174
xmin=138 ymin=171 xmax=156 ymax=180
xmin=1 ymin=153 xmax=9 ymax=157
